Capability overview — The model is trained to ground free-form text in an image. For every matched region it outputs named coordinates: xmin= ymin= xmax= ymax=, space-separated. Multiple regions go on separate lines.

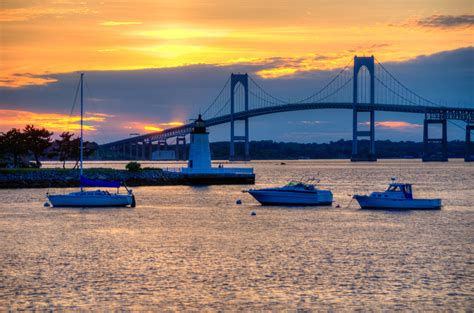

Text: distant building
xmin=151 ymin=150 xmax=175 ymax=160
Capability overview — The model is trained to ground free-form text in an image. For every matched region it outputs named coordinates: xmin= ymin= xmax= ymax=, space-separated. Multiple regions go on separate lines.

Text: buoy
xmin=44 ymin=202 xmax=50 ymax=207
xmin=251 ymin=211 xmax=256 ymax=216
xmin=236 ymin=199 xmax=242 ymax=205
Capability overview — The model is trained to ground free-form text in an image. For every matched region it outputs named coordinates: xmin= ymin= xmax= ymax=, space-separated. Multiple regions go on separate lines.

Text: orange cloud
xmin=125 ymin=120 xmax=184 ymax=133
xmin=100 ymin=21 xmax=142 ymax=26
xmin=1 ymin=1 xmax=472 ymax=87
xmin=377 ymin=121 xmax=422 ymax=129
xmin=143 ymin=125 xmax=164 ymax=132
xmin=0 ymin=6 xmax=97 ymax=22
xmin=257 ymin=67 xmax=299 ymax=79
xmin=362 ymin=121 xmax=422 ymax=129
xmin=86 ymin=112 xmax=116 ymax=118
xmin=0 ymin=74 xmax=58 ymax=88
xmin=159 ymin=121 xmax=184 ymax=127
xmin=0 ymin=109 xmax=108 ymax=133
xmin=253 ymin=53 xmax=352 ymax=78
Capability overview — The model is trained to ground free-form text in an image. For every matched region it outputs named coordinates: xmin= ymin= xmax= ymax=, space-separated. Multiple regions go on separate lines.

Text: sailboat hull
xmin=48 ymin=192 xmax=134 ymax=207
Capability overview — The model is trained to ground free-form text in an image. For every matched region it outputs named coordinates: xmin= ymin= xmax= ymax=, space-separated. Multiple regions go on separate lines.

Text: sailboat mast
xmin=80 ymin=73 xmax=84 ymax=191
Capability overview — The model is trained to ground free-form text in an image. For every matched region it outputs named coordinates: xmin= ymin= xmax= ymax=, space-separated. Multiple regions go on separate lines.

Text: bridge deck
xmin=101 ymin=102 xmax=474 ymax=148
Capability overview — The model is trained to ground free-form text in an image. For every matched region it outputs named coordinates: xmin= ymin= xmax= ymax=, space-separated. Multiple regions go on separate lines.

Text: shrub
xmin=143 ymin=167 xmax=163 ymax=171
xmin=125 ymin=161 xmax=141 ymax=172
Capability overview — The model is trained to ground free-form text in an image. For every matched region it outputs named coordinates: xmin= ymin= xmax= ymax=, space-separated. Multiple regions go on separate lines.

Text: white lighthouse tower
xmin=187 ymin=114 xmax=211 ymax=172
xmin=181 ymin=114 xmax=253 ymax=176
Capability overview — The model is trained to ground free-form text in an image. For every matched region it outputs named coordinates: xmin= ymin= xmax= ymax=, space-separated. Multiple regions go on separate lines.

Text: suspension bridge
xmin=101 ymin=56 xmax=474 ymax=162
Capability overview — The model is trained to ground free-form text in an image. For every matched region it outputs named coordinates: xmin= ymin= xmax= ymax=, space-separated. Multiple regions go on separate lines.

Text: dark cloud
xmin=0 ymin=47 xmax=472 ymax=143
xmin=415 ymin=14 xmax=474 ymax=28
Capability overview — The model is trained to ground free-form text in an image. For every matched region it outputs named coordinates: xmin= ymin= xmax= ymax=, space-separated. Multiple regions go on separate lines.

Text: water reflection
xmin=0 ymin=160 xmax=472 ymax=310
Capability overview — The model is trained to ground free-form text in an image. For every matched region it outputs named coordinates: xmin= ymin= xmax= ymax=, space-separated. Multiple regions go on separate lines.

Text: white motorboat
xmin=246 ymin=179 xmax=333 ymax=206
xmin=46 ymin=74 xmax=136 ymax=208
xmin=353 ymin=179 xmax=441 ymax=210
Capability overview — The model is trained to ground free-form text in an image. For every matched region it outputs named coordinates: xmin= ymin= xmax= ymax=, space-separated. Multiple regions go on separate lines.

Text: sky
xmin=0 ymin=0 xmax=473 ymax=144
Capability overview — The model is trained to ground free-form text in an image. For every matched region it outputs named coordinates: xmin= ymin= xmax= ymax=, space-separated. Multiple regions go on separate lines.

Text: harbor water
xmin=0 ymin=160 xmax=473 ymax=310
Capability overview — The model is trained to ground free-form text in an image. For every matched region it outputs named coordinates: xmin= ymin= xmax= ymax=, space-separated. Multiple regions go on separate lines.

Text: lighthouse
xmin=187 ymin=114 xmax=212 ymax=172
xmin=181 ymin=114 xmax=254 ymax=178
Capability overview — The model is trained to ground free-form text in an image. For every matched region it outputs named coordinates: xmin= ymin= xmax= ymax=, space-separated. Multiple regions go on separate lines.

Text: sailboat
xmin=47 ymin=73 xmax=136 ymax=208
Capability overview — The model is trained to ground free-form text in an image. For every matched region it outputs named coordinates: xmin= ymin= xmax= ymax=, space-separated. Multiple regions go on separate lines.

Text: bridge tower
xmin=422 ymin=112 xmax=448 ymax=162
xmin=465 ymin=123 xmax=474 ymax=162
xmin=352 ymin=56 xmax=376 ymax=162
xmin=229 ymin=73 xmax=250 ymax=161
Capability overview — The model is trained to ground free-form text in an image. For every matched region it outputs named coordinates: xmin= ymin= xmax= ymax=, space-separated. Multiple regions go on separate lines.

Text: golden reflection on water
xmin=0 ymin=160 xmax=473 ymax=310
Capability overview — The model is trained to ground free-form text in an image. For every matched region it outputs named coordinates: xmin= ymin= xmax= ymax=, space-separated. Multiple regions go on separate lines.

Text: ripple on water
xmin=0 ymin=160 xmax=473 ymax=310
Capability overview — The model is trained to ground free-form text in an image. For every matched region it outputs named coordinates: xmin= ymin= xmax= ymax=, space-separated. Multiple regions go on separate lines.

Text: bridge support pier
xmin=229 ymin=73 xmax=250 ymax=161
xmin=147 ymin=141 xmax=153 ymax=160
xmin=465 ymin=123 xmax=474 ymax=162
xmin=423 ymin=114 xmax=448 ymax=162
xmin=175 ymin=136 xmax=187 ymax=161
xmin=351 ymin=110 xmax=376 ymax=161
xmin=141 ymin=142 xmax=146 ymax=160
xmin=230 ymin=118 xmax=249 ymax=161
xmin=128 ymin=143 xmax=133 ymax=160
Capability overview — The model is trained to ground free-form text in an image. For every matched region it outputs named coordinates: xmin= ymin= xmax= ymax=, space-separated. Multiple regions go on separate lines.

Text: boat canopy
xmin=386 ymin=183 xmax=413 ymax=199
xmin=80 ymin=175 xmax=121 ymax=188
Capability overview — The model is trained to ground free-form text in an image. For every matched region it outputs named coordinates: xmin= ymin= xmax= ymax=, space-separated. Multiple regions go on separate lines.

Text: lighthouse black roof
xmin=192 ymin=114 xmax=207 ymax=134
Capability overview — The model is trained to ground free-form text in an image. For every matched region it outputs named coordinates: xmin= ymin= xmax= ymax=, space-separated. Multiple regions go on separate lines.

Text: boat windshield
xmin=284 ymin=181 xmax=314 ymax=190
xmin=387 ymin=184 xmax=403 ymax=192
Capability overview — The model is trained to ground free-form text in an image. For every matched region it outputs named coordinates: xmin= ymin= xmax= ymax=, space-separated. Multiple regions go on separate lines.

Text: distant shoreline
xmin=98 ymin=140 xmax=471 ymax=161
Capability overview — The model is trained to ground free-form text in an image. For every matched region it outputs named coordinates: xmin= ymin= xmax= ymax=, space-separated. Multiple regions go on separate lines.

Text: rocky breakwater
xmin=0 ymin=168 xmax=182 ymax=189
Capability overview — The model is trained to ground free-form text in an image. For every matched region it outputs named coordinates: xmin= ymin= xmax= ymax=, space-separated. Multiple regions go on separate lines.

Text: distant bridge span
xmin=101 ymin=102 xmax=474 ymax=147
xmin=102 ymin=56 xmax=474 ymax=162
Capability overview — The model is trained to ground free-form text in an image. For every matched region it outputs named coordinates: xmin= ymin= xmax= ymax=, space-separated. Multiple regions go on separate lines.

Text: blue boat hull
xmin=48 ymin=193 xmax=134 ymax=208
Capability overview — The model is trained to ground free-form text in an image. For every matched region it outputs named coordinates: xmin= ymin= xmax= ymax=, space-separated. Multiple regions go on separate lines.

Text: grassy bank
xmin=0 ymin=168 xmax=255 ymax=188
xmin=0 ymin=168 xmax=177 ymax=189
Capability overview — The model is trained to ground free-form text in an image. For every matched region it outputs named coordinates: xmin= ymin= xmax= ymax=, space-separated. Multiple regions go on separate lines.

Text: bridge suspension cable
xmin=244 ymin=60 xmax=353 ymax=109
xmin=312 ymin=75 xmax=353 ymax=103
xmin=211 ymin=83 xmax=243 ymax=118
xmin=201 ymin=76 xmax=231 ymax=118
xmin=375 ymin=57 xmax=467 ymax=131
xmin=375 ymin=57 xmax=442 ymax=107
xmin=295 ymin=59 xmax=352 ymax=104
xmin=248 ymin=75 xmax=287 ymax=105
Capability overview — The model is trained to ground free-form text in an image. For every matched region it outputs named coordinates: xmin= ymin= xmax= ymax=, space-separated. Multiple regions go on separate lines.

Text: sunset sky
xmin=0 ymin=0 xmax=473 ymax=143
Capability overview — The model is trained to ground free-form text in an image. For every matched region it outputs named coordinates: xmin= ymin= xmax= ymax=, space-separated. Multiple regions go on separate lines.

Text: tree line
xmin=209 ymin=139 xmax=468 ymax=159
xmin=0 ymin=125 xmax=97 ymax=168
